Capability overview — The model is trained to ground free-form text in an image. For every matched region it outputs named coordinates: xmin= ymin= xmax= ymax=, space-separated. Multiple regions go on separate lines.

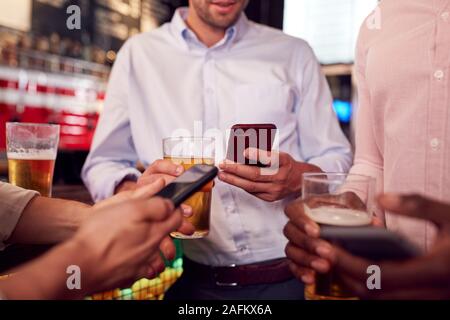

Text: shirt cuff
xmin=346 ymin=162 xmax=383 ymax=198
xmin=307 ymin=153 xmax=352 ymax=174
xmin=344 ymin=162 xmax=384 ymax=222
xmin=94 ymin=167 xmax=142 ymax=202
xmin=0 ymin=183 xmax=39 ymax=251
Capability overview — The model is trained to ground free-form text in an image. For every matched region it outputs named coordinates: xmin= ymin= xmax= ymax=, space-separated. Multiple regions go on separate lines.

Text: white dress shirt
xmin=82 ymin=8 xmax=352 ymax=266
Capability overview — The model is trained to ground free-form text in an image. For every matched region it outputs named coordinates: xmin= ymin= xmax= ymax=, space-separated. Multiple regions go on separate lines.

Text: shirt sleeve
xmin=0 ymin=183 xmax=39 ymax=250
xmin=345 ymin=26 xmax=384 ymax=219
xmin=82 ymin=41 xmax=141 ymax=202
xmin=294 ymin=44 xmax=353 ymax=173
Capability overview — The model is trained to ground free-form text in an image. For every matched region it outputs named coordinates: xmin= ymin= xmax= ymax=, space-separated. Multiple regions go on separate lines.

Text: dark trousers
xmin=164 ymin=259 xmax=305 ymax=300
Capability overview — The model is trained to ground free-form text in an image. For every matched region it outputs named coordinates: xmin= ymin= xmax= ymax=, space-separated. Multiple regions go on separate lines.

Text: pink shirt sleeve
xmin=347 ymin=27 xmax=385 ymax=220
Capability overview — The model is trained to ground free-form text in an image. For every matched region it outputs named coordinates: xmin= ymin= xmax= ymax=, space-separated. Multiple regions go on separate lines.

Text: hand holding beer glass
xmin=301 ymin=173 xmax=375 ymax=300
xmin=163 ymin=137 xmax=215 ymax=239
xmin=6 ymin=123 xmax=60 ymax=197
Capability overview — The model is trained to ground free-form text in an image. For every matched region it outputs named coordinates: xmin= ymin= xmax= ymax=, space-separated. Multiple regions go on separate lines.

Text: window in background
xmin=283 ymin=0 xmax=378 ymax=64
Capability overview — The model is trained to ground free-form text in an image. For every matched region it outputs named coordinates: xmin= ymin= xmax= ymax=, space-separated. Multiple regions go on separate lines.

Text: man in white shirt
xmin=82 ymin=0 xmax=352 ymax=299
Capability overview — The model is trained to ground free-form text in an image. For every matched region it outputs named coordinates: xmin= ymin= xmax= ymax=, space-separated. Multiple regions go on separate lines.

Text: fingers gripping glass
xmin=302 ymin=173 xmax=375 ymax=300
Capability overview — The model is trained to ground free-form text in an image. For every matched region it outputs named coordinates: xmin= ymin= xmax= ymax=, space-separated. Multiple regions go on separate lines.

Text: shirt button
xmin=434 ymin=70 xmax=444 ymax=80
xmin=430 ymin=138 xmax=440 ymax=150
xmin=239 ymin=246 xmax=248 ymax=252
xmin=441 ymin=12 xmax=449 ymax=21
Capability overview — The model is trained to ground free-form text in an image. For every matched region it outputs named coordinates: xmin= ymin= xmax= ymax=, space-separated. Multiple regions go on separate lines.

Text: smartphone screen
xmin=155 ymin=164 xmax=218 ymax=207
xmin=226 ymin=124 xmax=277 ymax=166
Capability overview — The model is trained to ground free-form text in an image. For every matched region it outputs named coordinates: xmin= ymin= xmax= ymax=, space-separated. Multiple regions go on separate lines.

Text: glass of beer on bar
xmin=302 ymin=173 xmax=375 ymax=300
xmin=163 ymin=137 xmax=215 ymax=239
xmin=6 ymin=123 xmax=60 ymax=197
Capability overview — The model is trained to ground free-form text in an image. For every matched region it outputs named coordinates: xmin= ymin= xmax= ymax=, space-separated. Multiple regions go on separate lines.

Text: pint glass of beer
xmin=163 ymin=137 xmax=215 ymax=239
xmin=302 ymin=173 xmax=375 ymax=300
xmin=6 ymin=123 xmax=60 ymax=197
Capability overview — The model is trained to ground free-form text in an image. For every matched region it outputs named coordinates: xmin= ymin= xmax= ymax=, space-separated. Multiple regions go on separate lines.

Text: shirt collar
xmin=170 ymin=7 xmax=249 ymax=51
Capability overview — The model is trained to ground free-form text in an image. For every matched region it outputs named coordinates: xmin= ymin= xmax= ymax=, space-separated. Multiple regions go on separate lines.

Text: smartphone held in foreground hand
xmin=155 ymin=164 xmax=218 ymax=239
xmin=155 ymin=164 xmax=218 ymax=208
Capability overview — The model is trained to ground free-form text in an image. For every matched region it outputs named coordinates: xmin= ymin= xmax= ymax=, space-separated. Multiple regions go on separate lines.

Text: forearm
xmin=0 ymin=240 xmax=92 ymax=300
xmin=7 ymin=197 xmax=90 ymax=245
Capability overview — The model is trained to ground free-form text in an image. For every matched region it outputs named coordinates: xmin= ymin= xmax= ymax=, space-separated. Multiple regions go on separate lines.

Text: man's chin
xmin=208 ymin=14 xmax=240 ymax=29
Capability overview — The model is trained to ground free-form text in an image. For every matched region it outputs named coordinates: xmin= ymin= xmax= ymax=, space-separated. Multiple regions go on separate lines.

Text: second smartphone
xmin=226 ymin=123 xmax=277 ymax=167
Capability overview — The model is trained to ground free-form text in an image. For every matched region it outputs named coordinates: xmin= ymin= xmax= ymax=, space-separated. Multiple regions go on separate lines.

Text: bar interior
xmin=1 ymin=0 xmax=449 ymax=303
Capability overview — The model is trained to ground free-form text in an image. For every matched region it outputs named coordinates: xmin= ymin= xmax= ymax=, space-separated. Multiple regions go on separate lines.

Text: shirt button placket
xmin=203 ymin=54 xmax=218 ymax=130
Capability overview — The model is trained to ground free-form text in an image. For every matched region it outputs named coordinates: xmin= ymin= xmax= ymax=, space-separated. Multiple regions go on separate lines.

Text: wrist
xmin=294 ymin=161 xmax=323 ymax=194
xmin=42 ymin=238 xmax=97 ymax=299
xmin=115 ymin=179 xmax=138 ymax=194
xmin=0 ymin=240 xmax=91 ymax=300
xmin=68 ymin=202 xmax=91 ymax=235
xmin=64 ymin=238 xmax=98 ymax=294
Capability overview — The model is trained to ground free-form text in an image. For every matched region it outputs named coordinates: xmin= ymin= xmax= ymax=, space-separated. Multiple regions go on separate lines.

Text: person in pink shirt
xmin=284 ymin=0 xmax=450 ymax=298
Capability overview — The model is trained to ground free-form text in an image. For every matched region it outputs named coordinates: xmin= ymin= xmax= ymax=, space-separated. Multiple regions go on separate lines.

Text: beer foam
xmin=304 ymin=205 xmax=371 ymax=227
xmin=7 ymin=151 xmax=56 ymax=160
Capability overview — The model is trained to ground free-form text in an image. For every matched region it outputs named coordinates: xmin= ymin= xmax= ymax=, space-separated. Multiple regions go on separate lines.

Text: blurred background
xmin=0 ymin=0 xmax=378 ymax=185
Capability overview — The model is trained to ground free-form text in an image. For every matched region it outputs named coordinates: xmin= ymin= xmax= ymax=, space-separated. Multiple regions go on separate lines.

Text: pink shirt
xmin=351 ymin=0 xmax=450 ymax=251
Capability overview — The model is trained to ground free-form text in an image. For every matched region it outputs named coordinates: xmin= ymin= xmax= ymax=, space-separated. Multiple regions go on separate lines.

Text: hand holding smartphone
xmin=155 ymin=164 xmax=218 ymax=207
xmin=226 ymin=123 xmax=277 ymax=167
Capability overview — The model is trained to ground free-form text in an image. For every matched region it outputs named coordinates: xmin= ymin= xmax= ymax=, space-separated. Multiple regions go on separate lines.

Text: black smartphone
xmin=154 ymin=164 xmax=218 ymax=207
xmin=226 ymin=123 xmax=277 ymax=167
xmin=320 ymin=226 xmax=423 ymax=261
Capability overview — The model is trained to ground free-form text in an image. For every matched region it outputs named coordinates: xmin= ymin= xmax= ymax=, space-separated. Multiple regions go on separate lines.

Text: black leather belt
xmin=182 ymin=257 xmax=294 ymax=287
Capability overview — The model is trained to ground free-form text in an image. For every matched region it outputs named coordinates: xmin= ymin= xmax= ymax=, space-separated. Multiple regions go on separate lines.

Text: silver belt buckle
xmin=214 ymin=264 xmax=239 ymax=287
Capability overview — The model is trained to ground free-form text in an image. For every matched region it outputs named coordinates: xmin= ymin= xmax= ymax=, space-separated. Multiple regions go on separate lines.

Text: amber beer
xmin=8 ymin=153 xmax=56 ymax=197
xmin=6 ymin=123 xmax=60 ymax=197
xmin=163 ymin=136 xmax=215 ymax=239
xmin=304 ymin=206 xmax=372 ymax=300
